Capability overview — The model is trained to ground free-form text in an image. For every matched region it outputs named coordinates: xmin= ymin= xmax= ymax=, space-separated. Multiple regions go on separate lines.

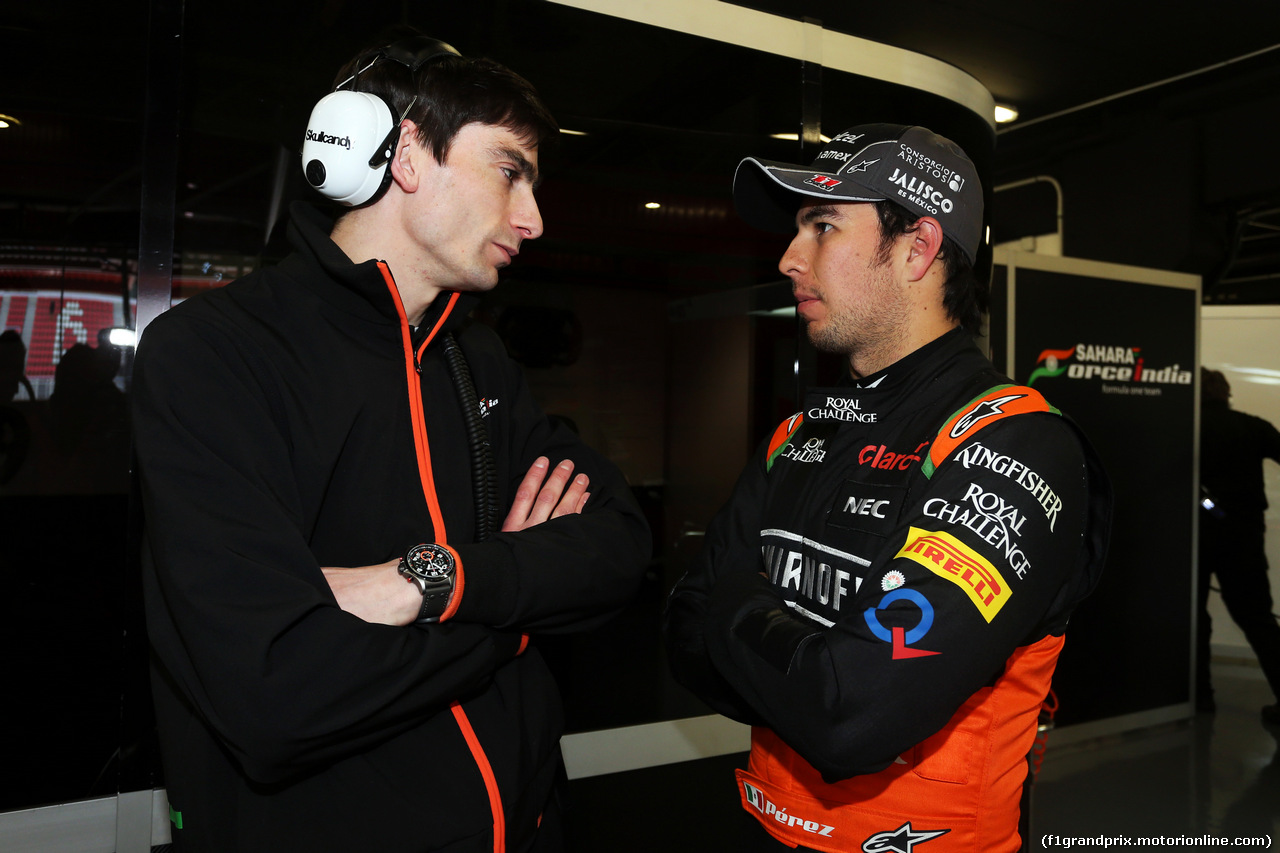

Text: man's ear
xmin=904 ymin=216 xmax=945 ymax=282
xmin=388 ymin=121 xmax=421 ymax=193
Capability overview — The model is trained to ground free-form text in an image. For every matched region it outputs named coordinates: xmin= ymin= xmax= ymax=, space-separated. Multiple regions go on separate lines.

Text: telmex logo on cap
xmin=806 ymin=175 xmax=842 ymax=191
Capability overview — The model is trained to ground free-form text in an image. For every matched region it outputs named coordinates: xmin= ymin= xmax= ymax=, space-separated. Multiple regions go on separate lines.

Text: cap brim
xmin=732 ymin=157 xmax=885 ymax=233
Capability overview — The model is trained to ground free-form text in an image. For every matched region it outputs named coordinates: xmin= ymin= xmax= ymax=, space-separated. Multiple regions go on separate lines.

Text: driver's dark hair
xmin=873 ymin=199 xmax=985 ymax=334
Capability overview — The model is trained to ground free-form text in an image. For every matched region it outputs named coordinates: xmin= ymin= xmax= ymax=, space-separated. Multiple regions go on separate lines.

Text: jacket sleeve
xmin=444 ymin=326 xmax=652 ymax=634
xmin=134 ymin=311 xmax=524 ymax=785
xmin=1259 ymin=414 xmax=1280 ymax=465
xmin=660 ymin=440 xmax=771 ymax=725
xmin=695 ymin=413 xmax=1109 ymax=780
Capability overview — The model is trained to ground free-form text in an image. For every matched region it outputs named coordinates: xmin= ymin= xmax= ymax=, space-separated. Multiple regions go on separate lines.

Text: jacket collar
xmin=285 ymin=201 xmax=479 ymax=338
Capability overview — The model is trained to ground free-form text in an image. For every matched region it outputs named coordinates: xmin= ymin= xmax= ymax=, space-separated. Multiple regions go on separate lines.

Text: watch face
xmin=405 ymin=543 xmax=453 ymax=579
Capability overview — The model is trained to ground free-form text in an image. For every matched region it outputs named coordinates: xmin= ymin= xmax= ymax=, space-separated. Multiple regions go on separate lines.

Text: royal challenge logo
xmin=1027 ymin=344 xmax=1191 ymax=396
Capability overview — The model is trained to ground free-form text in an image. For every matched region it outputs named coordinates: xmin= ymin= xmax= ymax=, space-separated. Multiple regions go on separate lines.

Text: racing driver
xmin=663 ymin=124 xmax=1112 ymax=853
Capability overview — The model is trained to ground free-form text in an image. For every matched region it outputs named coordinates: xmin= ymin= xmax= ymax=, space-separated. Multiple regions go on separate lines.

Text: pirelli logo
xmin=894 ymin=527 xmax=1010 ymax=622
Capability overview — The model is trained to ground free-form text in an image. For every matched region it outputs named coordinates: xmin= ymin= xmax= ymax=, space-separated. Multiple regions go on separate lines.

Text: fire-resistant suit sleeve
xmin=134 ymin=313 xmax=525 ymax=785
xmin=678 ymin=413 xmax=1109 ymax=781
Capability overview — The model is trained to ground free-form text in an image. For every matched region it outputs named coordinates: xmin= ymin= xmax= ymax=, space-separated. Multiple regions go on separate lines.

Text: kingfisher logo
xmin=806 ymin=174 xmax=843 ymax=191
xmin=895 ymin=527 xmax=1010 ymax=622
xmin=1028 ymin=344 xmax=1192 ymax=388
xmin=305 ymin=129 xmax=352 ymax=149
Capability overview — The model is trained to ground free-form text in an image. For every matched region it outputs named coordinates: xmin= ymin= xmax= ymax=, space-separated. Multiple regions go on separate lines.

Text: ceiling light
xmin=0 ymin=114 xmax=21 ymax=129
xmin=994 ymin=105 xmax=1019 ymax=124
xmin=769 ymin=132 xmax=832 ymax=143
xmin=559 ymin=128 xmax=587 ymax=136
xmin=644 ymin=202 xmax=661 ymax=210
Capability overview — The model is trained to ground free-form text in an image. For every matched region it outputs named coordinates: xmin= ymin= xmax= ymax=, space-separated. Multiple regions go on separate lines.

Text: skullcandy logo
xmin=305 ymin=129 xmax=352 ymax=150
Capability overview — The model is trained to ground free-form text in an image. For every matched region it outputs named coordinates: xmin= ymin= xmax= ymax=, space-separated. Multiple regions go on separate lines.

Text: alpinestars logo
xmin=1028 ymin=344 xmax=1192 ymax=387
xmin=862 ymin=821 xmax=950 ymax=853
xmin=843 ymin=158 xmax=879 ymax=174
xmin=949 ymin=394 xmax=1025 ymax=438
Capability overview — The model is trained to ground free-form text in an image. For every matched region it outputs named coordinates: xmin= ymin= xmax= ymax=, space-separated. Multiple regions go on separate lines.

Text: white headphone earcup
xmin=301 ymin=90 xmax=396 ymax=207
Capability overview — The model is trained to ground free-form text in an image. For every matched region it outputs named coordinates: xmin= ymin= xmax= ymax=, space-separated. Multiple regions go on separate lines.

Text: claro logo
xmin=305 ymin=129 xmax=352 ymax=149
xmin=858 ymin=442 xmax=929 ymax=470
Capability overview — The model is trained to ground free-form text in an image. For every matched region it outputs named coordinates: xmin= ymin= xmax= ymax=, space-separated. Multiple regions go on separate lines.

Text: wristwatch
xmin=398 ymin=543 xmax=456 ymax=622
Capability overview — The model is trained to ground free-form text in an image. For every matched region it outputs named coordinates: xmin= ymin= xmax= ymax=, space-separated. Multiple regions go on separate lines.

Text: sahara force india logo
xmin=1028 ymin=344 xmax=1191 ymax=388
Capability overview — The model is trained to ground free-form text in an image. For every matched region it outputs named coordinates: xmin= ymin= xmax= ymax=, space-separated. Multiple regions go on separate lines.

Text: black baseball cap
xmin=733 ymin=124 xmax=984 ymax=263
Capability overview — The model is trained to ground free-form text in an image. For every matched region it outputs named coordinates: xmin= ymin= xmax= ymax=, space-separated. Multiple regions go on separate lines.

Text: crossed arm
xmin=321 ymin=456 xmax=590 ymax=625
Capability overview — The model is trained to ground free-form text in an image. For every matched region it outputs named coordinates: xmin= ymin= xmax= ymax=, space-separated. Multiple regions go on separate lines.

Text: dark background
xmin=1009 ymin=269 xmax=1199 ymax=725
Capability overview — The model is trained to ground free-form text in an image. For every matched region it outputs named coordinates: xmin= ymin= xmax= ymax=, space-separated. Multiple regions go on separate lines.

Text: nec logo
xmin=843 ymin=496 xmax=890 ymax=519
xmin=827 ymin=481 xmax=904 ymax=537
xmin=806 ymin=175 xmax=842 ymax=191
xmin=305 ymin=129 xmax=352 ymax=150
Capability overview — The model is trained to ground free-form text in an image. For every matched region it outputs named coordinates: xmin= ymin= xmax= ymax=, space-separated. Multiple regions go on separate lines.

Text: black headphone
xmin=301 ymin=36 xmax=462 ymax=207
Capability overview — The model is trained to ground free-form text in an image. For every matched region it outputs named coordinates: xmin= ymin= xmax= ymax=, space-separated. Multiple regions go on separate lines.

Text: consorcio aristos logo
xmin=1027 ymin=344 xmax=1192 ymax=388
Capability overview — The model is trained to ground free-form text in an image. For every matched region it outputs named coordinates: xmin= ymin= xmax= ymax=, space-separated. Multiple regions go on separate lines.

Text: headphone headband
xmin=379 ymin=36 xmax=461 ymax=72
xmin=336 ymin=36 xmax=462 ymax=92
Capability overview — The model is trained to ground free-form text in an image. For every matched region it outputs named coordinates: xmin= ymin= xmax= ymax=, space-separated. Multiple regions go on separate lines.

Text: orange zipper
xmin=378 ymin=263 xmax=506 ymax=853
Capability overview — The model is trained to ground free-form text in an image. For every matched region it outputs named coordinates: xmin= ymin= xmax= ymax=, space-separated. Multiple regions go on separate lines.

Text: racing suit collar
xmin=840 ymin=327 xmax=974 ymax=390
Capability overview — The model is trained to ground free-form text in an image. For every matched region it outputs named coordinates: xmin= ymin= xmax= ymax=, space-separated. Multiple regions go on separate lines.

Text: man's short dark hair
xmin=333 ymin=30 xmax=559 ymax=166
xmin=873 ymin=200 xmax=986 ymax=335
xmin=1202 ymin=367 xmax=1231 ymax=404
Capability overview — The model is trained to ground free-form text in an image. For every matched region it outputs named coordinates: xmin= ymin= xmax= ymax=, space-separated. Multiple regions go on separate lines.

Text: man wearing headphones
xmin=132 ymin=31 xmax=650 ymax=852
xmin=664 ymin=125 xmax=1111 ymax=852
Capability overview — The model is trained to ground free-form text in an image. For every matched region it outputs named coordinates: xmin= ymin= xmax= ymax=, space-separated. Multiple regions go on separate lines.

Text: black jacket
xmin=134 ymin=202 xmax=650 ymax=852
xmin=1200 ymin=398 xmax=1280 ymax=520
